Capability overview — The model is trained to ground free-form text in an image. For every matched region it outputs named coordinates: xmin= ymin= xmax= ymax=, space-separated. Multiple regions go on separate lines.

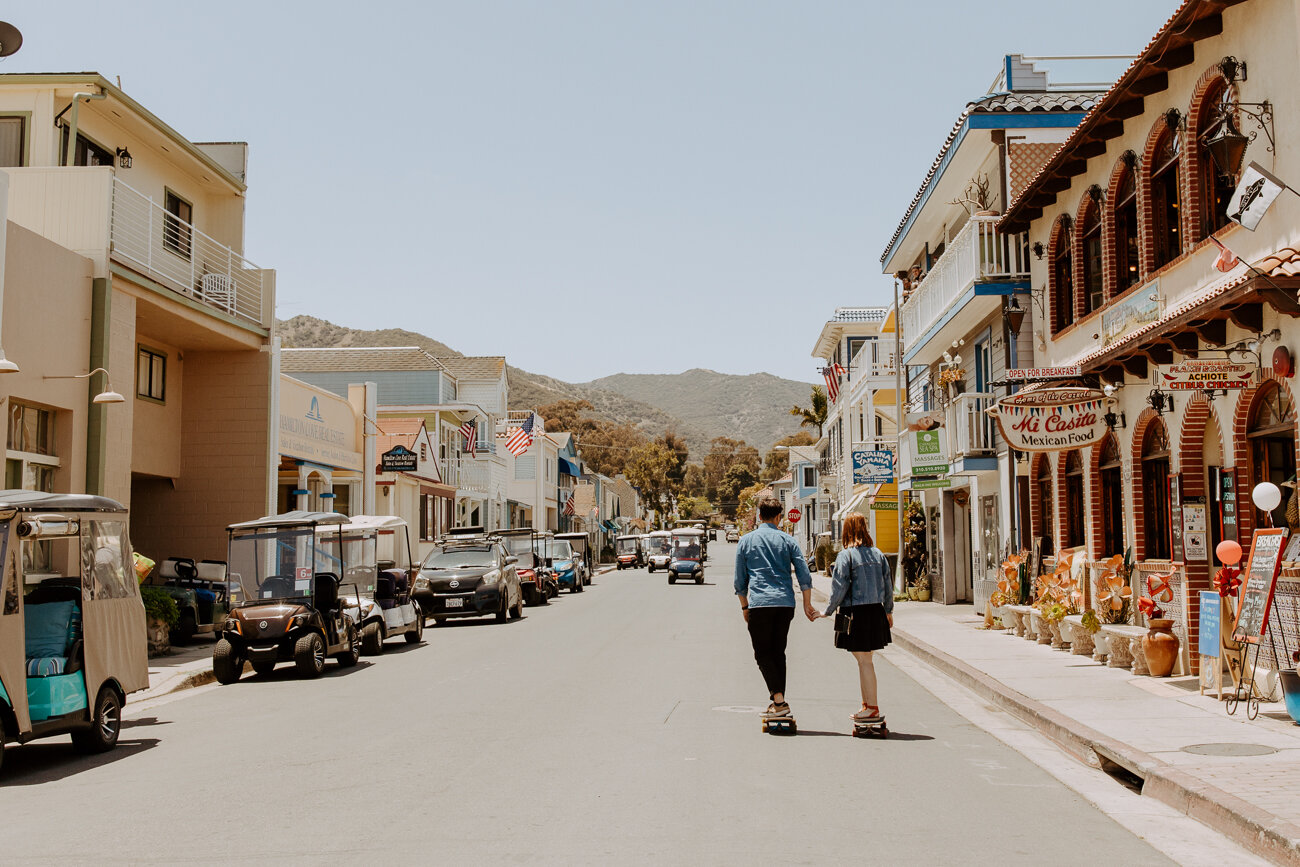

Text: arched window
xmin=1150 ymin=128 xmax=1182 ymax=269
xmin=1034 ymin=454 xmax=1054 ymax=556
xmin=1064 ymin=450 xmax=1086 ymax=548
xmin=1248 ymin=382 xmax=1296 ymax=529
xmin=1050 ymin=217 xmax=1073 ymax=334
xmin=1197 ymin=82 xmax=1235 ymax=239
xmin=1113 ymin=160 xmax=1140 ymax=293
xmin=1098 ymin=435 xmax=1124 ymax=556
xmin=1079 ymin=200 xmax=1103 ymax=315
xmin=1142 ymin=420 xmax=1171 ymax=559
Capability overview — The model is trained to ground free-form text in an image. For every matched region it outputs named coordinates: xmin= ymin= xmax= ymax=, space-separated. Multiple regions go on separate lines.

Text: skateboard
xmin=761 ymin=714 xmax=797 ymax=735
xmin=851 ymin=715 xmax=888 ymax=739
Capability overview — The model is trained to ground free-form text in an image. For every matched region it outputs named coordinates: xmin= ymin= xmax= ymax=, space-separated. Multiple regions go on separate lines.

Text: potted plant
xmin=950 ymin=173 xmax=998 ymax=216
xmin=141 ymin=586 xmax=179 ymax=656
xmin=914 ymin=572 xmax=932 ymax=603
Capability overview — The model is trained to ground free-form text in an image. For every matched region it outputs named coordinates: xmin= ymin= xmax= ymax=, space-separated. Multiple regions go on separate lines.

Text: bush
xmin=814 ymin=540 xmax=836 ymax=573
xmin=140 ymin=586 xmax=179 ymax=626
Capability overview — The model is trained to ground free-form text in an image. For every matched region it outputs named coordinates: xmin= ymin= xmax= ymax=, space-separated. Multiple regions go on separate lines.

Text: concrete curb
xmin=892 ymin=626 xmax=1300 ymax=867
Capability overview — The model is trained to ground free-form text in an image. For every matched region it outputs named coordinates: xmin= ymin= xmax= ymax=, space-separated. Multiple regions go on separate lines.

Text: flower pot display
xmin=1141 ymin=618 xmax=1180 ymax=677
xmin=917 ymin=588 xmax=931 ymax=602
xmin=1280 ymin=669 xmax=1300 ymax=726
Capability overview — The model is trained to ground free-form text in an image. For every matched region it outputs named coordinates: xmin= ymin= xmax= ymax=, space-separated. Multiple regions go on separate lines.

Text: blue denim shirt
xmin=824 ymin=545 xmax=893 ymax=616
xmin=733 ymin=523 xmax=812 ymax=608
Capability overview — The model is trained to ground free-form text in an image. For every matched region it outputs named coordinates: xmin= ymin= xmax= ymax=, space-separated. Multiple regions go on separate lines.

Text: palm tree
xmin=790 ymin=385 xmax=828 ymax=438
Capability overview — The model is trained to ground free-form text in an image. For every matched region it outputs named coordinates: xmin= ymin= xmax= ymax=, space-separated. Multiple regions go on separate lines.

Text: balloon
xmin=1215 ymin=539 xmax=1242 ymax=567
xmin=1252 ymin=482 xmax=1282 ymax=512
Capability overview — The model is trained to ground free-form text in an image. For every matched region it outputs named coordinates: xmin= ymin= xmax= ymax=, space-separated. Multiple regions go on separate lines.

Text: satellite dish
xmin=0 ymin=22 xmax=23 ymax=58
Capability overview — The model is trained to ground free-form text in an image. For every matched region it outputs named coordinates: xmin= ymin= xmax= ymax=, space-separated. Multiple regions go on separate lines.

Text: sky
xmin=6 ymin=1 xmax=1175 ymax=384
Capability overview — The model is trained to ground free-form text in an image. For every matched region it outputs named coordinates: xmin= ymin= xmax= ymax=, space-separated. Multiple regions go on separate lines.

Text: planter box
xmin=1063 ymin=614 xmax=1096 ymax=657
xmin=1101 ymin=624 xmax=1149 ymax=674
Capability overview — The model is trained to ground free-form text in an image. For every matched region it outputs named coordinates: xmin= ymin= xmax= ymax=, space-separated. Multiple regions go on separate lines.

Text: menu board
xmin=1198 ymin=591 xmax=1221 ymax=658
xmin=1169 ymin=475 xmax=1184 ymax=563
xmin=1232 ymin=528 xmax=1288 ymax=643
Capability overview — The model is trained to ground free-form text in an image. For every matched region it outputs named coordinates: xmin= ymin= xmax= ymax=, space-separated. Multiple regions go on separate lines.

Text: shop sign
xmin=1100 ymin=281 xmax=1161 ymax=347
xmin=380 ymin=444 xmax=418 ymax=472
xmin=907 ymin=429 xmax=948 ymax=476
xmin=990 ymin=388 xmax=1109 ymax=452
xmin=1219 ymin=470 xmax=1237 ymax=543
xmin=853 ymin=449 xmax=894 ymax=484
xmin=1182 ymin=497 xmax=1207 ymax=562
xmin=912 ymin=478 xmax=952 ymax=490
xmin=1159 ymin=359 xmax=1254 ymax=391
xmin=278 ymin=376 xmax=363 ymax=472
xmin=870 ymin=500 xmax=898 ymax=511
xmin=1198 ymin=592 xmax=1220 ymax=659
xmin=1005 ymin=366 xmax=1081 ymax=380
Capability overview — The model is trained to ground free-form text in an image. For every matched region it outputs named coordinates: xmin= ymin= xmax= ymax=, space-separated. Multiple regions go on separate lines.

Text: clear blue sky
xmin=7 ymin=1 xmax=1174 ymax=384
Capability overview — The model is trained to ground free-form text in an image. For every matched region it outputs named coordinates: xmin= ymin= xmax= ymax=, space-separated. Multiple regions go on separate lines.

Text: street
xmin=0 ymin=542 xmax=1202 ymax=865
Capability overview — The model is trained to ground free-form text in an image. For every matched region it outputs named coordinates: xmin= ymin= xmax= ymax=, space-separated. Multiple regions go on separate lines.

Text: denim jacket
xmin=733 ymin=523 xmax=812 ymax=608
xmin=823 ymin=545 xmax=892 ymax=616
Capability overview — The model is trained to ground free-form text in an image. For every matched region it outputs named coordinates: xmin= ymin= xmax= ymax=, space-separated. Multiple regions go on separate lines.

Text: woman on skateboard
xmin=819 ymin=513 xmax=893 ymax=729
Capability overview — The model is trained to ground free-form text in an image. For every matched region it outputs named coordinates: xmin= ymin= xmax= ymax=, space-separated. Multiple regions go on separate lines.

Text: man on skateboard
xmin=734 ymin=492 xmax=816 ymax=725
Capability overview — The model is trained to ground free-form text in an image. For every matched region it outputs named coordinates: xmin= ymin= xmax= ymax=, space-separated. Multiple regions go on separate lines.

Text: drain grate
xmin=1180 ymin=742 xmax=1278 ymax=757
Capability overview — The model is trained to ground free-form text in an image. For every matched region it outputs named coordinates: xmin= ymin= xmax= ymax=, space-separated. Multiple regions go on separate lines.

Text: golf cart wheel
xmin=72 ymin=685 xmax=122 ymax=754
xmin=576 ymin=576 xmax=584 ymax=593
xmin=212 ymin=638 xmax=242 ymax=685
xmin=696 ymin=575 xmax=703 ymax=585
xmin=336 ymin=626 xmax=360 ymax=667
xmin=668 ymin=576 xmax=675 ymax=585
xmin=251 ymin=660 xmax=276 ymax=677
xmin=170 ymin=611 xmax=198 ymax=645
xmin=509 ymin=593 xmax=523 ymax=620
xmin=294 ymin=632 xmax=326 ymax=678
xmin=361 ymin=622 xmax=384 ymax=655
xmin=496 ymin=595 xmax=509 ymax=621
xmin=406 ymin=612 xmax=425 ymax=643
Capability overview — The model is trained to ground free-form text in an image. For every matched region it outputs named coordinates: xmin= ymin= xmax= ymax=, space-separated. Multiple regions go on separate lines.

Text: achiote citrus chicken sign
xmin=990 ymin=388 xmax=1110 ymax=452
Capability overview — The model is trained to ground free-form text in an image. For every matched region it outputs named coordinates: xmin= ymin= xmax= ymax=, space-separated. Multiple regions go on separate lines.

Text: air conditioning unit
xmin=200 ymin=273 xmax=235 ymax=311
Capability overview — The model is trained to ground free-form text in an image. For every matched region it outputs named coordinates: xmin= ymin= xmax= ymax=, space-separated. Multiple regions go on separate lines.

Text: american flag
xmin=563 ymin=495 xmax=576 ymax=516
xmin=505 ymin=413 xmax=535 ymax=457
xmin=460 ymin=419 xmax=476 ymax=454
xmin=822 ymin=363 xmax=847 ymax=403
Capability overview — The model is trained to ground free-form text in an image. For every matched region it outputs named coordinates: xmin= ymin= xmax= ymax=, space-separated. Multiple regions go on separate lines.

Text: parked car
xmin=494 ymin=528 xmax=555 ymax=606
xmin=155 ymin=557 xmax=231 ymax=644
xmin=0 ymin=491 xmax=150 ymax=773
xmin=553 ymin=532 xmax=592 ymax=585
xmin=318 ymin=515 xmax=424 ymax=654
xmin=725 ymin=529 xmax=740 ymax=543
xmin=646 ymin=530 xmax=672 ymax=572
xmin=416 ymin=537 xmax=524 ymax=624
xmin=215 ymin=511 xmax=360 ymax=682
xmin=544 ymin=538 xmax=584 ymax=593
xmin=668 ymin=528 xmax=706 ymax=585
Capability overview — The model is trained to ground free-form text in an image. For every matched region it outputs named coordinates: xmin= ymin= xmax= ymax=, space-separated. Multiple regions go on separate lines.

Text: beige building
xmin=0 ymin=73 xmax=276 ymax=561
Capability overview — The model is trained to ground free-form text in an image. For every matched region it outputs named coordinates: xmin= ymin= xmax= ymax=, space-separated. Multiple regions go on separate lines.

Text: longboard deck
xmin=852 ymin=720 xmax=888 ymax=739
xmin=761 ymin=717 xmax=797 ymax=735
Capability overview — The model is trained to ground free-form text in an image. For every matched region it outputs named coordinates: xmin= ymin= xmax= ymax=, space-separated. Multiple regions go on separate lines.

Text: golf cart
xmin=318 ymin=515 xmax=423 ymax=654
xmin=668 ymin=528 xmax=705 ymax=585
xmin=615 ymin=535 xmax=644 ymax=570
xmin=553 ymin=532 xmax=592 ymax=586
xmin=214 ymin=511 xmax=360 ymax=682
xmin=0 ymin=491 xmax=149 ymax=772
xmin=155 ymin=557 xmax=230 ymax=644
xmin=645 ymin=530 xmax=672 ymax=573
xmin=493 ymin=528 xmax=555 ymax=606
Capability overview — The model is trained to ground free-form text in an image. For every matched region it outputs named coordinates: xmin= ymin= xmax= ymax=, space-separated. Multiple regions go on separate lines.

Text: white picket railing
xmin=901 ymin=216 xmax=1029 ymax=345
xmin=109 ymin=177 xmax=266 ymax=327
xmin=443 ymin=458 xmax=490 ymax=494
xmin=951 ymin=392 xmax=996 ymax=456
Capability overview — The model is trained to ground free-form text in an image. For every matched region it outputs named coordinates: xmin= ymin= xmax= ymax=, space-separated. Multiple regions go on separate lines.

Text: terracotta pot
xmin=917 ymin=588 xmax=931 ymax=602
xmin=1142 ymin=618 xmax=1179 ymax=677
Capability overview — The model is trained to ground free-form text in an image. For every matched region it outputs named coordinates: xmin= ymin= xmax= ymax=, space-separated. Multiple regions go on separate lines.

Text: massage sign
xmin=991 ymin=388 xmax=1110 ymax=452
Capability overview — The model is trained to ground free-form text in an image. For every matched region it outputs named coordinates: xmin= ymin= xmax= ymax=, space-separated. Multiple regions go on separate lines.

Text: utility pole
xmin=894 ymin=278 xmax=905 ymax=592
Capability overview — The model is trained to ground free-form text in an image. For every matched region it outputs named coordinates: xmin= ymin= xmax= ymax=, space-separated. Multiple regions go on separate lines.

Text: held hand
xmin=804 ymin=604 xmax=820 ymax=622
xmin=742 ymin=608 xmax=750 ymax=624
xmin=887 ymin=613 xmax=894 ymax=628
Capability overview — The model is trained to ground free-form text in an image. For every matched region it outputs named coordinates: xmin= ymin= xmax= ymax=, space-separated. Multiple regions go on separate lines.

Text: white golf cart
xmin=318 ymin=515 xmax=423 ymax=654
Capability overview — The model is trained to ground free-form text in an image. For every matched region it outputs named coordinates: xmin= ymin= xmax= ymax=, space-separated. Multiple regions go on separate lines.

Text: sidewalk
xmin=863 ymin=591 xmax=1300 ymax=866
xmin=137 ymin=640 xmax=219 ymax=703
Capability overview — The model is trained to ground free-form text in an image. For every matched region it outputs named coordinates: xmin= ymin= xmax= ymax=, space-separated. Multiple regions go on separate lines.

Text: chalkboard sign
xmin=1220 ymin=470 xmax=1237 ymax=543
xmin=1198 ymin=591 xmax=1220 ymax=658
xmin=1233 ymin=528 xmax=1287 ymax=643
xmin=1169 ymin=475 xmax=1184 ymax=563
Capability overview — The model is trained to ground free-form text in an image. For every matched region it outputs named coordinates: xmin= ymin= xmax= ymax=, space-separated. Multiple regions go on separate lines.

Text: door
xmin=974 ymin=338 xmax=991 ymax=393
xmin=81 ymin=519 xmax=149 ymax=698
xmin=0 ymin=512 xmax=30 ymax=732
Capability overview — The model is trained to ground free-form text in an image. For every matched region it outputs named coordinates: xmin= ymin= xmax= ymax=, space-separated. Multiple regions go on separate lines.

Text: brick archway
xmin=1185 ymin=63 xmax=1232 ymax=246
xmin=1088 ymin=432 xmax=1120 ymax=560
xmin=1179 ymin=392 xmax=1220 ymax=673
xmin=1139 ymin=113 xmax=1184 ymax=276
xmin=1130 ymin=407 xmax=1162 ymax=559
xmin=1232 ymin=371 xmax=1298 ymax=540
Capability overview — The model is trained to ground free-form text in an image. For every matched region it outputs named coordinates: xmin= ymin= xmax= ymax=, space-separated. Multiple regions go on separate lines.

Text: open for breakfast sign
xmin=990 ymin=388 xmax=1110 ymax=452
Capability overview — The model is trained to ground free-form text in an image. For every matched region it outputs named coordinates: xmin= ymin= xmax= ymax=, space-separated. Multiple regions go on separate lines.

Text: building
xmin=552 ymin=432 xmax=583 ymax=532
xmin=999 ymin=0 xmax=1300 ymax=669
xmin=275 ymin=373 xmax=372 ymax=515
xmin=0 ymin=73 xmax=277 ymax=563
xmin=372 ymin=417 xmax=455 ymax=557
xmin=786 ymin=444 xmax=826 ymax=552
xmin=501 ymin=410 xmax=559 ymax=531
xmin=884 ymin=57 xmax=1107 ymax=605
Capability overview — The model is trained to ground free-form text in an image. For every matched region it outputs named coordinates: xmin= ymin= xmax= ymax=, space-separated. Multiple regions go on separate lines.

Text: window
xmin=81 ymin=521 xmax=133 ymax=600
xmin=420 ymin=443 xmax=427 ymax=462
xmin=1197 ymin=83 xmax=1235 ymax=239
xmin=1113 ymin=164 xmax=1139 ymax=293
xmin=331 ymin=484 xmax=351 ymax=517
xmin=163 ymin=190 xmax=193 ymax=259
xmin=1248 ymin=382 xmax=1296 ymax=529
xmin=1064 ymin=450 xmax=1086 ymax=548
xmin=1142 ymin=420 xmax=1171 ymax=560
xmin=802 ymin=466 xmax=816 ymax=488
xmin=136 ymin=346 xmax=166 ymax=402
xmin=1050 ymin=218 xmax=1073 ymax=334
xmin=1079 ymin=202 xmax=1103 ymax=315
xmin=60 ymin=126 xmax=113 ymax=167
xmin=6 ymin=402 xmax=58 ymax=493
xmin=1098 ymin=435 xmax=1124 ymax=556
xmin=0 ymin=115 xmax=26 ymax=167
xmin=1150 ymin=130 xmax=1182 ymax=269
xmin=1034 ymin=455 xmax=1054 ymax=556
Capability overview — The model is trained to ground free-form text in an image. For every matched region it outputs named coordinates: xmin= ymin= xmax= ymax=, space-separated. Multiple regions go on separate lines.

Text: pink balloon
xmin=1216 ymin=540 xmax=1243 ymax=566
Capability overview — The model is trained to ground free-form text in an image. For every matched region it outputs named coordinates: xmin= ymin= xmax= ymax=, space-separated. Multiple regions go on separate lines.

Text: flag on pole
xmin=1228 ymin=161 xmax=1286 ymax=231
xmin=822 ymin=363 xmax=847 ymax=403
xmin=505 ymin=413 xmax=536 ymax=457
xmin=460 ymin=419 xmax=476 ymax=453
xmin=1208 ymin=236 xmax=1240 ymax=273
xmin=563 ymin=495 xmax=576 ymax=516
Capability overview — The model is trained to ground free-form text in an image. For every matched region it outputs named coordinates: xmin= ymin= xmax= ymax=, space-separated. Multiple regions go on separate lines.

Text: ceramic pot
xmin=917 ymin=589 xmax=931 ymax=602
xmin=1280 ymin=669 xmax=1300 ymax=725
xmin=907 ymin=587 xmax=919 ymax=601
xmin=1142 ymin=618 xmax=1179 ymax=677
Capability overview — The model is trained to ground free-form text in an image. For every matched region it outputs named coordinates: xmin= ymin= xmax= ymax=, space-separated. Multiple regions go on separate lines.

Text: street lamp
xmin=1004 ymin=297 xmax=1026 ymax=335
xmin=1204 ymin=115 xmax=1251 ymax=179
xmin=43 ymin=367 xmax=124 ymax=403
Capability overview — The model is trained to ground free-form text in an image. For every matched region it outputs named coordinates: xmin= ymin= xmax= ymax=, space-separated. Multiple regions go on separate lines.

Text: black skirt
xmin=833 ymin=603 xmax=892 ymax=652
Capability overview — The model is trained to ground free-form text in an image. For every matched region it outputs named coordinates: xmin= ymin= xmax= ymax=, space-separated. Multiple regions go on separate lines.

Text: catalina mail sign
xmin=278 ymin=376 xmax=363 ymax=471
xmin=853 ymin=449 xmax=894 ymax=484
xmin=991 ymin=388 xmax=1109 ymax=452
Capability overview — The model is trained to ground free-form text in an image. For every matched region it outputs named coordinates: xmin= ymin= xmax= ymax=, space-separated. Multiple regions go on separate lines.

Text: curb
xmin=892 ymin=626 xmax=1300 ymax=867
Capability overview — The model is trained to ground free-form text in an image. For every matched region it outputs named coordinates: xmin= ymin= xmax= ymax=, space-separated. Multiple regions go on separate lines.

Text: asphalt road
xmin=0 ymin=542 xmax=1179 ymax=865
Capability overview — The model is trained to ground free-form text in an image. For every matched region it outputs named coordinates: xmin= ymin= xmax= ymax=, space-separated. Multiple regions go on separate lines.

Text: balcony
xmin=443 ymin=458 xmax=490 ymax=494
xmin=900 ymin=216 xmax=1028 ymax=353
xmin=949 ymin=392 xmax=996 ymax=457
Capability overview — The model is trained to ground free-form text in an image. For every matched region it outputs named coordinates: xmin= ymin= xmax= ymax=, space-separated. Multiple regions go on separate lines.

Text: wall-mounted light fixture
xmin=1218 ymin=55 xmax=1247 ymax=84
xmin=1087 ymin=184 xmax=1103 ymax=203
xmin=1121 ymin=149 xmax=1138 ymax=171
xmin=1032 ymin=241 xmax=1045 ymax=260
xmin=115 ymin=147 xmax=132 ymax=169
xmin=1004 ymin=297 xmax=1025 ymax=335
xmin=1202 ymin=57 xmax=1274 ymax=180
xmin=1164 ymin=107 xmax=1184 ymax=132
xmin=42 ymin=367 xmax=124 ymax=403
xmin=1103 ymin=409 xmax=1127 ymax=431
xmin=1148 ymin=387 xmax=1174 ymax=416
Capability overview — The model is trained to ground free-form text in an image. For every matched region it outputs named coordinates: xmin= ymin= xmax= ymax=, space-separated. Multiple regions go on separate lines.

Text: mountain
xmin=582 ymin=370 xmax=815 ymax=454
xmin=277 ymin=317 xmax=812 ymax=455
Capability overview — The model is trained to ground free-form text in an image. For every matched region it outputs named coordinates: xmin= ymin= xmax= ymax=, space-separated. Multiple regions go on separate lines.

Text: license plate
xmin=445 ymin=597 xmax=465 ymax=609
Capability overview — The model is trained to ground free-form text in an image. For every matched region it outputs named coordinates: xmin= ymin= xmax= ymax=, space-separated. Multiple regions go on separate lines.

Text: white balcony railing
xmin=901 ymin=216 xmax=1028 ymax=347
xmin=847 ymin=357 xmax=896 ymax=382
xmin=109 ymin=177 xmax=266 ymax=327
xmin=443 ymin=458 xmax=490 ymax=494
xmin=950 ymin=392 xmax=996 ymax=456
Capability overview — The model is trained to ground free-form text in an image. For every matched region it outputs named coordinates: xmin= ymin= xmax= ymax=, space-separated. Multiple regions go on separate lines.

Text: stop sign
xmin=788 ymin=508 xmax=801 ymax=523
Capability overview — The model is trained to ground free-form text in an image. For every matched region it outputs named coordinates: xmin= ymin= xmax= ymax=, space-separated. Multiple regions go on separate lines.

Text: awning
xmin=831 ymin=491 xmax=868 ymax=521
xmin=602 ymin=520 xmax=620 ymax=532
xmin=559 ymin=457 xmax=581 ymax=477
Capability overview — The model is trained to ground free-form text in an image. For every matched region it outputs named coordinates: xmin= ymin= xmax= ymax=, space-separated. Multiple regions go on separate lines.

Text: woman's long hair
xmin=841 ymin=512 xmax=873 ymax=548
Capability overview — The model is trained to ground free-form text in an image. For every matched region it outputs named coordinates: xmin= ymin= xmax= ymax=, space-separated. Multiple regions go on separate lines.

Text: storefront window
xmin=6 ymin=402 xmax=58 ymax=492
xmin=1248 ymin=382 xmax=1296 ymax=529
xmin=332 ymin=484 xmax=351 ymax=517
xmin=1034 ymin=455 xmax=1054 ymax=556
xmin=1142 ymin=420 xmax=1171 ymax=560
xmin=1064 ymin=450 xmax=1086 ymax=549
xmin=1098 ymin=435 xmax=1124 ymax=556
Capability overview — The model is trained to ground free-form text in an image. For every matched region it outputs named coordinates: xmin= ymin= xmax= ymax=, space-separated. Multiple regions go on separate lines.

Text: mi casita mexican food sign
xmin=991 ymin=388 xmax=1109 ymax=452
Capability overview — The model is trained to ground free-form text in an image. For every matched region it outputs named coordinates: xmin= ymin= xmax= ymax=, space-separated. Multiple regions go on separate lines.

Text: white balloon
xmin=1252 ymin=482 xmax=1282 ymax=512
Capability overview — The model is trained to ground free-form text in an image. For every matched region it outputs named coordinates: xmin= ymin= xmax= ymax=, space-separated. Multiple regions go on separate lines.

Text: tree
xmin=703 ymin=437 xmax=761 ymax=503
xmin=762 ymin=431 xmax=817 ymax=481
xmin=625 ymin=441 xmax=679 ymax=524
xmin=790 ymin=385 xmax=828 ymax=438
xmin=536 ymin=399 xmax=647 ymax=477
xmin=718 ymin=463 xmax=758 ymax=519
xmin=735 ymin=481 xmax=769 ymax=531
xmin=657 ymin=431 xmax=689 ymax=491
xmin=677 ymin=496 xmax=713 ymax=520
xmin=681 ymin=463 xmax=706 ymax=497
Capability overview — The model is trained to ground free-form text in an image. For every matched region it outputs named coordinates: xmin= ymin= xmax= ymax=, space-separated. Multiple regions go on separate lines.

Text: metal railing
xmin=443 ymin=458 xmax=491 ymax=494
xmin=109 ymin=177 xmax=266 ymax=327
xmin=950 ymin=392 xmax=996 ymax=456
xmin=901 ymin=216 xmax=1029 ymax=345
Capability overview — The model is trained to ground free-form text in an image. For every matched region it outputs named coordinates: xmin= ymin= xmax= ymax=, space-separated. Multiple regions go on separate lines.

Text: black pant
xmin=747 ymin=606 xmax=794 ymax=699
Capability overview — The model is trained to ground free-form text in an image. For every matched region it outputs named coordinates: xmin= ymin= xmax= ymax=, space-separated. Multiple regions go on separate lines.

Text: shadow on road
xmin=121 ymin=716 xmax=171 ymax=730
xmin=0 ymin=738 xmax=160 ymax=785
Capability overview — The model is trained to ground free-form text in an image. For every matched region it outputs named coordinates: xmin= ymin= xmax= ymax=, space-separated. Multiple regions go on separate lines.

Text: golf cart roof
xmin=227 ymin=511 xmax=348 ymax=531
xmin=616 ymin=534 xmax=639 ymax=541
xmin=649 ymin=529 xmax=672 ymax=537
xmin=553 ymin=532 xmax=587 ymax=541
xmin=333 ymin=515 xmax=408 ymax=533
xmin=672 ymin=528 xmax=705 ymax=537
xmin=0 ymin=490 xmax=125 ymax=513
